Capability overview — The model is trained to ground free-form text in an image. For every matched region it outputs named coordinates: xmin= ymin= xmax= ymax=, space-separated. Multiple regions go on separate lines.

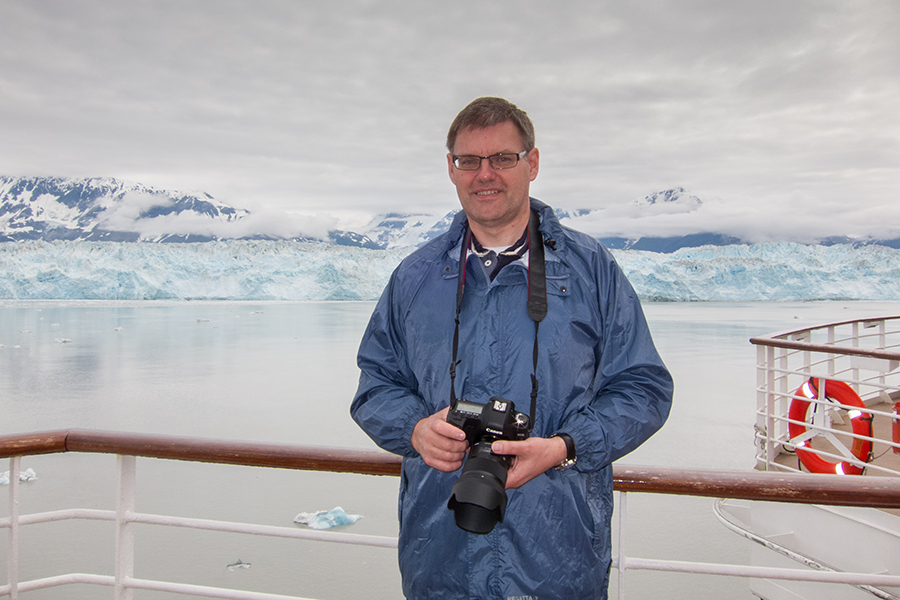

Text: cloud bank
xmin=95 ymin=192 xmax=338 ymax=241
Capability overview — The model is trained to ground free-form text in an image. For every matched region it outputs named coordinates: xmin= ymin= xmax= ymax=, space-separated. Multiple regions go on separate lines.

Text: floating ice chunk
xmin=227 ymin=559 xmax=251 ymax=571
xmin=293 ymin=506 xmax=362 ymax=529
xmin=55 ymin=338 xmax=72 ymax=344
xmin=0 ymin=468 xmax=37 ymax=485
xmin=114 ymin=327 xmax=124 ymax=331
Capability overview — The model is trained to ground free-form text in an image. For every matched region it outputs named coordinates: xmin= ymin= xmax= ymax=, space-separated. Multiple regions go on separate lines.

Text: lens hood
xmin=447 ymin=446 xmax=509 ymax=534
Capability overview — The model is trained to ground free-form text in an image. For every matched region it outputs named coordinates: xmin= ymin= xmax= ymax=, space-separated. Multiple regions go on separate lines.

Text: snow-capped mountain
xmin=562 ymin=187 xmax=900 ymax=252
xmin=4 ymin=177 xmax=898 ymax=252
xmin=356 ymin=211 xmax=459 ymax=249
xmin=0 ymin=176 xmax=374 ymax=246
xmin=0 ymin=175 xmax=455 ymax=249
xmin=0 ymin=176 xmax=252 ymax=243
xmin=631 ymin=187 xmax=702 ymax=209
xmin=354 ymin=188 xmax=718 ymax=251
xmin=568 ymin=187 xmax=743 ymax=251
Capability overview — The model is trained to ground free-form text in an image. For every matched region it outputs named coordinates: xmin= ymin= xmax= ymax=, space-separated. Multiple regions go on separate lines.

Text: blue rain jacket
xmin=352 ymin=199 xmax=673 ymax=600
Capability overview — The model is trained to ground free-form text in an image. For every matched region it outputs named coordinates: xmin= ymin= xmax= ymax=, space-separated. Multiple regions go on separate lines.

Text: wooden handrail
xmin=613 ymin=465 xmax=900 ymax=508
xmin=0 ymin=430 xmax=68 ymax=457
xmin=0 ymin=429 xmax=403 ymax=476
xmin=3 ymin=429 xmax=900 ymax=508
xmin=749 ymin=314 xmax=900 ymax=360
xmin=749 ymin=337 xmax=900 ymax=361
xmin=0 ymin=429 xmax=900 ymax=508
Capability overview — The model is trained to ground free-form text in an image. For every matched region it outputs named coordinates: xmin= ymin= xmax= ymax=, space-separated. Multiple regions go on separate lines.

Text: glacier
xmin=1 ymin=240 xmax=899 ymax=302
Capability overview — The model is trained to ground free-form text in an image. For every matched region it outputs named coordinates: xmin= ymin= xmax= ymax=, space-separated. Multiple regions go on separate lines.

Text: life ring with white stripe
xmin=788 ymin=378 xmax=872 ymax=475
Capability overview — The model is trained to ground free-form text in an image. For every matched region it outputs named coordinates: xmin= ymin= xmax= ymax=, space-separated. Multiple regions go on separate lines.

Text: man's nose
xmin=476 ymin=159 xmax=496 ymax=179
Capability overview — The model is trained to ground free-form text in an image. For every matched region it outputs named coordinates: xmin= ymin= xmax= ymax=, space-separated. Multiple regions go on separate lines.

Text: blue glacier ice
xmin=293 ymin=506 xmax=363 ymax=529
xmin=0 ymin=240 xmax=898 ymax=302
xmin=613 ymin=242 xmax=900 ymax=302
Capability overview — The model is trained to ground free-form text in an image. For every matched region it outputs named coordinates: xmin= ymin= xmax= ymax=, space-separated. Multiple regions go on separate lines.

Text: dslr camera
xmin=446 ymin=397 xmax=530 ymax=534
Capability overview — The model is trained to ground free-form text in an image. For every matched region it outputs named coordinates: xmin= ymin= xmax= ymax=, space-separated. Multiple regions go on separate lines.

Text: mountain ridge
xmin=3 ymin=176 xmax=898 ymax=252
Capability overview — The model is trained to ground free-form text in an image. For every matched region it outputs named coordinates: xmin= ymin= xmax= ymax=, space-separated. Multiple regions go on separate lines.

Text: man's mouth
xmin=475 ymin=189 xmax=501 ymax=197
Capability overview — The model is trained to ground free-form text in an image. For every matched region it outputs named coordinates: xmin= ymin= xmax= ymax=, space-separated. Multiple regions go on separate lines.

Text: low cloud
xmin=95 ymin=192 xmax=338 ymax=241
xmin=560 ymin=189 xmax=900 ymax=244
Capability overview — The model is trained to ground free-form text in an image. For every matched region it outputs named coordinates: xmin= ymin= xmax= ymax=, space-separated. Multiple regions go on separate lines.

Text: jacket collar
xmin=446 ymin=197 xmax=564 ymax=263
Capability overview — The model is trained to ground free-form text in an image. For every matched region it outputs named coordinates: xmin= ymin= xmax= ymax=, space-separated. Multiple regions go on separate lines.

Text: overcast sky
xmin=2 ymin=1 xmax=898 ymax=243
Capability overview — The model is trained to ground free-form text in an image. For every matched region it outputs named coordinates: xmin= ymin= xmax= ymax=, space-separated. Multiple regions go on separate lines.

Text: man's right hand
xmin=411 ymin=406 xmax=468 ymax=472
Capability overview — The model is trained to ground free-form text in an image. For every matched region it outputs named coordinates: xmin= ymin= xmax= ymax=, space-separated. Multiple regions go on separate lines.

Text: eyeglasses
xmin=451 ymin=150 xmax=528 ymax=171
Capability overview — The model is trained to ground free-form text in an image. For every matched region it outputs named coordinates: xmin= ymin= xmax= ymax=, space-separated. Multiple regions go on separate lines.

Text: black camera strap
xmin=449 ymin=210 xmax=547 ymax=432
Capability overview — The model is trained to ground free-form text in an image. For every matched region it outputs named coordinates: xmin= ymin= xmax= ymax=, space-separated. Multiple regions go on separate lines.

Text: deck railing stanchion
xmin=776 ymin=345 xmax=788 ymax=461
xmin=7 ymin=456 xmax=19 ymax=600
xmin=877 ymin=320 xmax=888 ymax=388
xmin=765 ymin=345 xmax=776 ymax=468
xmin=616 ymin=490 xmax=628 ymax=600
xmin=115 ymin=454 xmax=136 ymax=600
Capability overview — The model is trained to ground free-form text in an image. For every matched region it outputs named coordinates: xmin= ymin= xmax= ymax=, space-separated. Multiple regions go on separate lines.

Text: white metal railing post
xmin=7 ymin=457 xmax=19 ymax=600
xmin=775 ymin=346 xmax=788 ymax=454
xmin=827 ymin=325 xmax=836 ymax=378
xmin=765 ymin=345 xmax=776 ymax=468
xmin=755 ymin=345 xmax=763 ymax=464
xmin=616 ymin=490 xmax=628 ymax=600
xmin=877 ymin=320 xmax=887 ymax=388
xmin=115 ymin=455 xmax=136 ymax=600
xmin=759 ymin=344 xmax=780 ymax=469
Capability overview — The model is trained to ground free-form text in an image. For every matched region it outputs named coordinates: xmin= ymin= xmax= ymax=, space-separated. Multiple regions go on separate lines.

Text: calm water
xmin=2 ymin=300 xmax=899 ymax=599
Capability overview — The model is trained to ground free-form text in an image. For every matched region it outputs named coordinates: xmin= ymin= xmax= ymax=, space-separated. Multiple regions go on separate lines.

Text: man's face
xmin=447 ymin=121 xmax=539 ymax=236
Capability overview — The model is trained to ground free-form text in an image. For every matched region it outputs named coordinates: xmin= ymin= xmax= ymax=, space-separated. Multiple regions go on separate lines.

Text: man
xmin=351 ymin=97 xmax=673 ymax=599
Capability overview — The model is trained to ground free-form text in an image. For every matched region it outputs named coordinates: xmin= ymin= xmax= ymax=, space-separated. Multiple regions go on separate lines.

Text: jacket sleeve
xmin=558 ymin=252 xmax=674 ymax=472
xmin=350 ymin=266 xmax=430 ymax=458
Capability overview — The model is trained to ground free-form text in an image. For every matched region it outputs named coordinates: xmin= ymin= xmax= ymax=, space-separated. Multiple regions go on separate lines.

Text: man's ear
xmin=527 ymin=148 xmax=540 ymax=182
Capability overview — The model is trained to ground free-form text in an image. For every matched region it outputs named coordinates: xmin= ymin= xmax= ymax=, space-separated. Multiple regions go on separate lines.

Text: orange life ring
xmin=788 ymin=377 xmax=872 ymax=475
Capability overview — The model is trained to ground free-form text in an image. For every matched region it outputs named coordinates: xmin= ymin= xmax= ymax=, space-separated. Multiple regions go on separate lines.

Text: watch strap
xmin=550 ymin=432 xmax=576 ymax=470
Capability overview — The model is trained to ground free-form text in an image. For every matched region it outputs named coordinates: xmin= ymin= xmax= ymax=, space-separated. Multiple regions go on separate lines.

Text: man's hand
xmin=411 ymin=406 xmax=469 ymax=472
xmin=491 ymin=436 xmax=568 ymax=489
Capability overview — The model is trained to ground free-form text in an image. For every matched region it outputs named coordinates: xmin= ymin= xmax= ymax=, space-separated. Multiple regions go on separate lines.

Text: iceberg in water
xmin=0 ymin=468 xmax=37 ymax=485
xmin=226 ymin=559 xmax=251 ymax=571
xmin=0 ymin=240 xmax=898 ymax=302
xmin=293 ymin=506 xmax=362 ymax=529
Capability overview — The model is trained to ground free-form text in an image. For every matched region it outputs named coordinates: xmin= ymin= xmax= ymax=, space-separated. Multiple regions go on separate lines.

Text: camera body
xmin=446 ymin=398 xmax=530 ymax=446
xmin=446 ymin=398 xmax=530 ymax=534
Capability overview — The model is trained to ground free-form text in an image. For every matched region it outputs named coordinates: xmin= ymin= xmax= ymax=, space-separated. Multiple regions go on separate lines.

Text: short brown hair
xmin=446 ymin=97 xmax=535 ymax=153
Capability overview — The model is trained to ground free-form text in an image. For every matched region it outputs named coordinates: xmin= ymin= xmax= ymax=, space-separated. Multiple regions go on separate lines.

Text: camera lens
xmin=447 ymin=440 xmax=510 ymax=534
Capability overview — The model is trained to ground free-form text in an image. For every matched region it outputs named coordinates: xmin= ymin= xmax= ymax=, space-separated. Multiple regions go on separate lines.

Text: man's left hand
xmin=490 ymin=436 xmax=568 ymax=489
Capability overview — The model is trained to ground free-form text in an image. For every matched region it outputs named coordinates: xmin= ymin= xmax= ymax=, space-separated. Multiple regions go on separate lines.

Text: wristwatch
xmin=550 ymin=433 xmax=577 ymax=470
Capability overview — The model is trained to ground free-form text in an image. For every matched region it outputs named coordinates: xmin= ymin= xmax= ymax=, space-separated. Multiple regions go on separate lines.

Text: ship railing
xmin=751 ymin=315 xmax=900 ymax=475
xmin=3 ymin=430 xmax=900 ymax=600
